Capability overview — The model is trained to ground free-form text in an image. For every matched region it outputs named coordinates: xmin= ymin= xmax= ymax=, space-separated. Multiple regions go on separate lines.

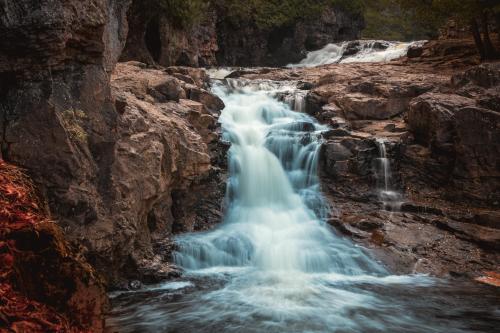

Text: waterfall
xmin=288 ymin=40 xmax=426 ymax=68
xmin=374 ymin=138 xmax=402 ymax=211
xmin=174 ymin=80 xmax=382 ymax=274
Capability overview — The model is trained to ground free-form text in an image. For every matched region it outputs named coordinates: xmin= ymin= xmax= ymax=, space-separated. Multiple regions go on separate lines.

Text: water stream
xmin=106 ymin=78 xmax=500 ymax=333
xmin=374 ymin=138 xmax=403 ymax=211
xmin=288 ymin=40 xmax=425 ymax=68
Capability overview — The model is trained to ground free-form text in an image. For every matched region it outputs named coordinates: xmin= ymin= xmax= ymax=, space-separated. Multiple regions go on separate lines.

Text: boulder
xmin=406 ymin=93 xmax=475 ymax=147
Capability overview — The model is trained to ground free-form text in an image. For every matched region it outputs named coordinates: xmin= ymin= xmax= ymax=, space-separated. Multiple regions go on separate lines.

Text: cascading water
xmin=288 ymin=40 xmax=426 ymax=68
xmin=374 ymin=138 xmax=403 ymax=211
xmin=106 ymin=77 xmax=500 ymax=333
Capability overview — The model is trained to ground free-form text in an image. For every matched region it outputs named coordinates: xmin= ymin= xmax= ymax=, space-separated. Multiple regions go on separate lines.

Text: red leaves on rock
xmin=0 ymin=160 xmax=87 ymax=332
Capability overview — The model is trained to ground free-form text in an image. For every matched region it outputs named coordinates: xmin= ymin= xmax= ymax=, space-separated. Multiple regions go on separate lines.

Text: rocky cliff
xmin=0 ymin=160 xmax=108 ymax=332
xmin=120 ymin=0 xmax=364 ymax=67
xmin=0 ymin=0 xmax=226 ymax=293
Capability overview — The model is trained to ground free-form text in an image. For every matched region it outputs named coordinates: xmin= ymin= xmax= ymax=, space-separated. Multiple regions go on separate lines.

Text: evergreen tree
xmin=398 ymin=0 xmax=500 ymax=60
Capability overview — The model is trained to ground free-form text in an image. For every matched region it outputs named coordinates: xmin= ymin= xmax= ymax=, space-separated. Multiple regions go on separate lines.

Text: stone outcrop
xmin=121 ymin=1 xmax=364 ymax=67
xmin=0 ymin=0 xmax=226 ymax=290
xmin=109 ymin=62 xmax=226 ymax=285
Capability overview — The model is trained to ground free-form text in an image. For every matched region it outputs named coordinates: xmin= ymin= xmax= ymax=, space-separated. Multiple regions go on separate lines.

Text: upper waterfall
xmin=288 ymin=40 xmax=426 ymax=67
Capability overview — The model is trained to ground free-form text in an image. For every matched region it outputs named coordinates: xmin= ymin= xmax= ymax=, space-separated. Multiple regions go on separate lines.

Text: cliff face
xmin=0 ymin=0 xmax=226 ymax=290
xmin=121 ymin=1 xmax=364 ymax=67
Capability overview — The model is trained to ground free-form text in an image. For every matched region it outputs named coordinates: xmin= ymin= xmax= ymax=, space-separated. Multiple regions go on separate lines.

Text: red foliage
xmin=476 ymin=271 xmax=500 ymax=287
xmin=0 ymin=160 xmax=87 ymax=332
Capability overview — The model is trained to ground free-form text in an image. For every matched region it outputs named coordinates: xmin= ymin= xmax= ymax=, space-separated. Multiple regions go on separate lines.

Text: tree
xmin=398 ymin=0 xmax=500 ymax=60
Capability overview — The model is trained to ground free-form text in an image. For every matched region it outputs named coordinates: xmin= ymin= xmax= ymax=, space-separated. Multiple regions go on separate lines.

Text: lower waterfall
xmin=106 ymin=78 xmax=500 ymax=333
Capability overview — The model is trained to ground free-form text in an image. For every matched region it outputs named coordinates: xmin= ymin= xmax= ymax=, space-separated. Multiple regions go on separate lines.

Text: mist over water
xmin=107 ymin=78 xmax=500 ymax=333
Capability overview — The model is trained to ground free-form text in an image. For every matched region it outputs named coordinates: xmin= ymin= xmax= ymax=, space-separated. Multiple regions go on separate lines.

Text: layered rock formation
xmin=230 ymin=56 xmax=500 ymax=278
xmin=0 ymin=0 xmax=226 ymax=291
xmin=121 ymin=1 xmax=364 ymax=67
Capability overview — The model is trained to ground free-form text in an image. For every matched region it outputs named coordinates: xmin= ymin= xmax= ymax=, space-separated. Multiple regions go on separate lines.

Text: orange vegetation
xmin=0 ymin=160 xmax=87 ymax=332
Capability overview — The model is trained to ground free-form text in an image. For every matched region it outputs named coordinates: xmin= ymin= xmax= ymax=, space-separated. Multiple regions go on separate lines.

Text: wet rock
xmin=473 ymin=212 xmax=500 ymax=230
xmin=452 ymin=63 xmax=500 ymax=88
xmin=339 ymin=94 xmax=405 ymax=120
xmin=343 ymin=41 xmax=362 ymax=57
xmin=165 ymin=66 xmax=210 ymax=88
xmin=406 ymin=92 xmax=500 ymax=204
xmin=435 ymin=220 xmax=500 ymax=250
xmin=297 ymin=81 xmax=314 ymax=90
xmin=400 ymin=202 xmax=443 ymax=215
xmin=305 ymin=91 xmax=327 ymax=116
xmin=323 ymin=128 xmax=351 ymax=138
xmin=406 ymin=92 xmax=475 ymax=147
xmin=149 ymin=76 xmax=185 ymax=102
xmin=407 ymin=45 xmax=424 ymax=58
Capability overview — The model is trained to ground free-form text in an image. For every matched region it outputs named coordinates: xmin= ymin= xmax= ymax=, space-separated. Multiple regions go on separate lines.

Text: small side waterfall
xmin=374 ymin=138 xmax=402 ymax=211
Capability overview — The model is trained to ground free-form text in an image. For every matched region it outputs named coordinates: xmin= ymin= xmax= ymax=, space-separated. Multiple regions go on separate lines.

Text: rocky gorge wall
xmin=120 ymin=0 xmax=364 ymax=67
xmin=0 ymin=0 xmax=226 ymax=297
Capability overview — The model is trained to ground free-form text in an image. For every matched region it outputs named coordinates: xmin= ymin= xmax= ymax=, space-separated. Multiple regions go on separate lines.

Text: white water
xmin=289 ymin=40 xmax=426 ymax=68
xmin=107 ymin=78 xmax=500 ymax=333
xmin=156 ymin=80 xmax=444 ymax=332
xmin=374 ymin=139 xmax=403 ymax=210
